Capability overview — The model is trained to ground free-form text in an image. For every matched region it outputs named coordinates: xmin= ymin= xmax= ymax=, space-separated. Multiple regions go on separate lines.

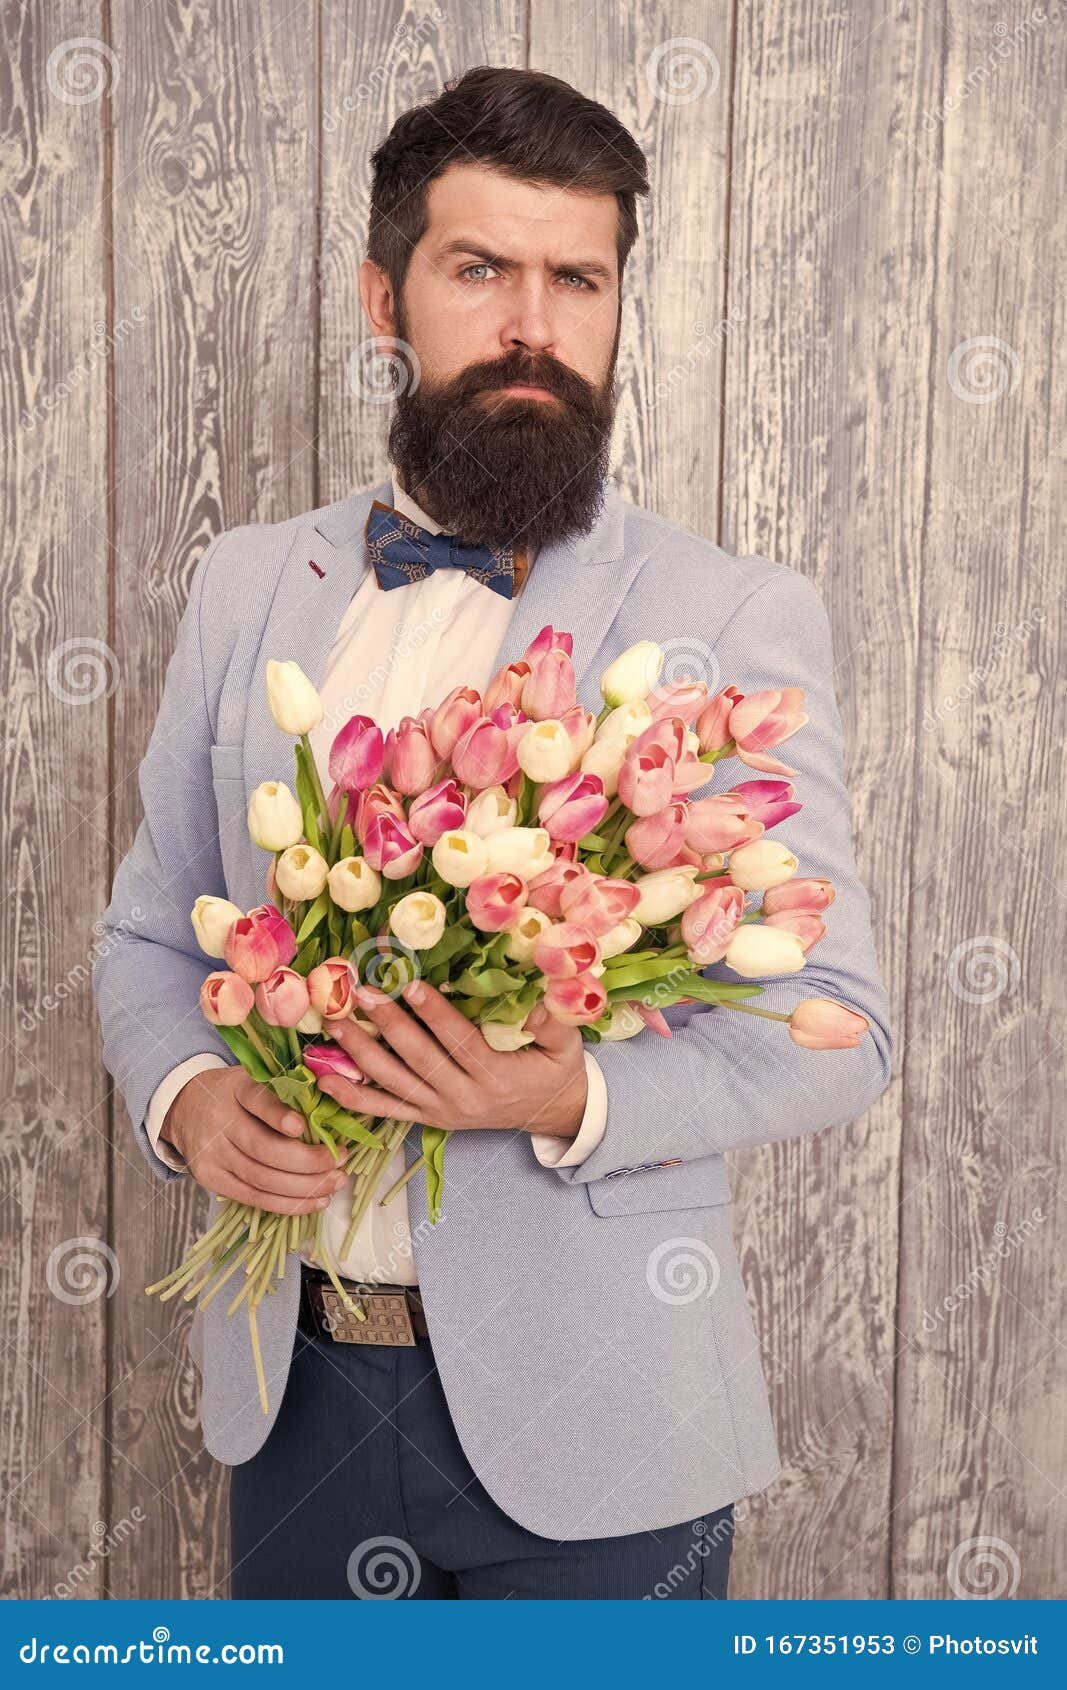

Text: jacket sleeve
xmin=552 ymin=563 xmax=893 ymax=1187
xmin=91 ymin=531 xmax=240 ymax=1182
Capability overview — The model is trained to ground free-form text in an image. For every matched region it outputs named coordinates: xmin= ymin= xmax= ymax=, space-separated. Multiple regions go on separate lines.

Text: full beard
xmin=387 ymin=341 xmax=617 ymax=552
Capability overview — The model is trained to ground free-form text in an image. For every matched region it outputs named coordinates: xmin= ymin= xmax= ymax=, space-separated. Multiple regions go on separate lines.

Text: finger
xmin=399 ymin=980 xmax=493 ymax=1077
xmin=234 ymin=1072 xmax=305 ymax=1137
xmin=316 ymin=1074 xmax=422 ymax=1125
xmin=526 ymin=1003 xmax=583 ymax=1054
xmin=352 ymin=985 xmax=463 ymax=1083
xmin=229 ymin=1110 xmax=343 ymax=1176
xmin=207 ymin=1167 xmax=335 ymax=1216
xmin=332 ymin=1012 xmax=441 ymax=1107
xmin=220 ymin=1142 xmax=348 ymax=1202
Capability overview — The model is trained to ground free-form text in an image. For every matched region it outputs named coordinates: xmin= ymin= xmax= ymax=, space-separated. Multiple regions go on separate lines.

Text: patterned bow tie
xmin=364 ymin=500 xmax=515 ymax=599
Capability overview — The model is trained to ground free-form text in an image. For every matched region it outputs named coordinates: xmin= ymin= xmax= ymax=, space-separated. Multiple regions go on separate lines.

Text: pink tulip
xmin=307 ymin=957 xmax=357 ymax=1020
xmin=524 ymin=624 xmax=573 ymax=660
xmin=544 ymin=972 xmax=608 ymax=1026
xmin=407 ymin=777 xmax=467 ymax=845
xmin=533 ymin=922 xmax=601 ymax=979
xmin=538 ymin=770 xmax=609 ymax=843
xmin=384 ymin=715 xmax=440 ymax=796
xmin=484 ymin=661 xmax=531 ymax=713
xmin=452 ymin=717 xmax=520 ymax=789
xmin=617 ymin=742 xmax=676 ymax=816
xmin=646 ymin=680 xmax=709 ymax=725
xmin=329 ymin=713 xmax=384 ymax=793
xmin=762 ymin=877 xmax=836 ymax=915
xmin=558 ymin=705 xmax=597 ymax=760
xmin=362 ymin=812 xmax=423 ymax=879
xmin=356 ymin=783 xmax=405 ymax=844
xmin=200 ymin=970 xmax=255 ymax=1026
xmin=694 ymin=687 xmax=742 ymax=755
xmin=254 ymin=966 xmax=311 ymax=1028
xmin=527 ymin=859 xmax=589 ymax=918
xmin=304 ymin=1043 xmax=364 ymax=1084
xmin=729 ymin=779 xmax=801 ymax=829
xmin=224 ymin=904 xmax=297 ymax=983
xmin=764 ymin=910 xmax=826 ymax=951
xmin=789 ymin=998 xmax=869 ymax=1049
xmin=559 ymin=874 xmax=641 ymax=936
xmin=729 ymin=688 xmax=808 ymax=777
xmin=429 ymin=686 xmax=483 ymax=759
xmin=466 ymin=872 xmax=528 ymax=932
xmin=685 ymin=794 xmax=763 ymax=854
xmin=680 ymin=884 xmax=745 ymax=965
xmin=521 ymin=648 xmax=578 ymax=721
xmin=625 ymin=803 xmax=689 ymax=869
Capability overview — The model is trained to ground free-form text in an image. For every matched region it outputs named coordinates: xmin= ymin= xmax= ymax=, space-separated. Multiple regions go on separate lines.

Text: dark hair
xmin=367 ymin=66 xmax=649 ymax=298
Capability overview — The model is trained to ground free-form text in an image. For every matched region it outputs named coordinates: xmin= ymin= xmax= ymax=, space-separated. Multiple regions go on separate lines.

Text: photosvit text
xmin=733 ymin=1633 xmax=1039 ymax=1656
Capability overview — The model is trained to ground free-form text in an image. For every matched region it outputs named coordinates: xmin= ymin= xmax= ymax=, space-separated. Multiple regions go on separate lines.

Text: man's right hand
xmin=162 ymin=1066 xmax=349 ymax=1215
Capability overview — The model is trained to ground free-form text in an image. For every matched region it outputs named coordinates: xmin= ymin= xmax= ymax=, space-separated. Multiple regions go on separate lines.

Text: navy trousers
xmin=229 ymin=1283 xmax=734 ymax=1600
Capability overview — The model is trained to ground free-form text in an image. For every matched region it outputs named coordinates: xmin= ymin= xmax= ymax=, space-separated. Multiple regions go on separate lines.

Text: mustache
xmin=436 ymin=350 xmax=603 ymax=411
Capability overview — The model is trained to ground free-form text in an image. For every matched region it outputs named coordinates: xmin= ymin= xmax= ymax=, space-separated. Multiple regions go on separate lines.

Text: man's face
xmin=362 ymin=162 xmax=622 ymax=551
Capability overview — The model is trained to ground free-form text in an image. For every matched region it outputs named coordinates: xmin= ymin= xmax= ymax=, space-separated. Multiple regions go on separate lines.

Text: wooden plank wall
xmin=2 ymin=0 xmax=1062 ymax=1600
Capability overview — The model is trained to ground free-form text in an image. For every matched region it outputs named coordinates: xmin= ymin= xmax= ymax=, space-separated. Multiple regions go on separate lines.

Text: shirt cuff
xmin=530 ymin=1051 xmax=607 ymax=1170
xmin=145 ymin=1054 xmax=229 ymax=1173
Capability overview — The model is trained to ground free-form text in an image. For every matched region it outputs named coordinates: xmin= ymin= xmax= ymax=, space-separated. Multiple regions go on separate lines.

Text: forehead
xmin=421 ymin=161 xmax=619 ymax=263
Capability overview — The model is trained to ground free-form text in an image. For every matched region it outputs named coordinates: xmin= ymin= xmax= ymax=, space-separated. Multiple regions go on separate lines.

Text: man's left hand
xmin=315 ymin=980 xmax=589 ymax=1141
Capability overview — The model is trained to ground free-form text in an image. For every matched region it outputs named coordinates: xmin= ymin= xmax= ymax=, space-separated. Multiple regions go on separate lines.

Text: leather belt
xmin=300 ymin=1263 xmax=428 ymax=1346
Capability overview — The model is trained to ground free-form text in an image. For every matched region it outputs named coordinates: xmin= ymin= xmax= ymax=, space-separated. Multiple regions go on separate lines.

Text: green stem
xmin=715 ymin=1000 xmax=791 ymax=1023
xmin=241 ymin=1018 xmax=283 ymax=1075
xmin=300 ymin=732 xmax=332 ymax=851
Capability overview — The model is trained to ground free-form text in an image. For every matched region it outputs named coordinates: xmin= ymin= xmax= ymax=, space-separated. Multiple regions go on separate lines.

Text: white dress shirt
xmin=145 ymin=481 xmax=607 ymax=1285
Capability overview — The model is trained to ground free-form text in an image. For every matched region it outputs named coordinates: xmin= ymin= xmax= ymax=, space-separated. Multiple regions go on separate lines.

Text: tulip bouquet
xmin=146 ymin=626 xmax=870 ymax=1410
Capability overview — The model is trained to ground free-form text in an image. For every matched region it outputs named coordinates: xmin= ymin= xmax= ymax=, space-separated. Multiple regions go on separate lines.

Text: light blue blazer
xmin=92 ymin=477 xmax=892 ymax=1540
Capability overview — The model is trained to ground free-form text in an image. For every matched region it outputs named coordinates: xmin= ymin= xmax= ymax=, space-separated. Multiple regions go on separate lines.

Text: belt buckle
xmin=314 ymin=1280 xmax=417 ymax=1347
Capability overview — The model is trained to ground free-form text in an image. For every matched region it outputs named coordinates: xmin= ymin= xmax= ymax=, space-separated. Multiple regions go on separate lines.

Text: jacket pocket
xmin=585 ymin=1153 xmax=731 ymax=1216
xmin=210 ymin=742 xmax=245 ymax=784
xmin=210 ymin=743 xmax=249 ymax=902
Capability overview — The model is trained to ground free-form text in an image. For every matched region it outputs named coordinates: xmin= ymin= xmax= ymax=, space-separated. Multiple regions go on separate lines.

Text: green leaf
xmin=214 ymin=1024 xmax=273 ymax=1084
xmin=293 ymin=935 xmax=322 ymax=974
xmin=452 ymin=965 xmax=527 ymax=997
xmin=577 ymin=831 xmax=610 ymax=852
xmin=422 ymin=1125 xmax=448 ymax=1224
xmin=296 ymin=891 xmax=330 ymax=944
xmin=293 ymin=742 xmax=325 ymax=851
xmin=339 ymin=823 xmax=355 ymax=860
xmin=419 ymin=925 xmax=474 ymax=972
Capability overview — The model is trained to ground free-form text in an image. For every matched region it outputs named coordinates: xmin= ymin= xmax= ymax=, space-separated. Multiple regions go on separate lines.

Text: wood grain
xmin=2 ymin=0 xmax=1063 ymax=1601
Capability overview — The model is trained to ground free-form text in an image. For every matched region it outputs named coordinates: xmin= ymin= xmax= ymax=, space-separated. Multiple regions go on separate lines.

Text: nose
xmin=501 ymin=278 xmax=555 ymax=356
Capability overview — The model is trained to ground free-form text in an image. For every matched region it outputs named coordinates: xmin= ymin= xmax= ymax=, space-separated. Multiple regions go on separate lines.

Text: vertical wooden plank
xmin=893 ymin=0 xmax=1067 ymax=1599
xmin=106 ymin=0 xmax=318 ymax=1598
xmin=530 ymin=1 xmax=734 ymax=540
xmin=0 ymin=8 xmax=111 ymax=1598
xmin=318 ymin=1 xmax=528 ymax=503
xmin=722 ymin=1 xmax=942 ymax=1596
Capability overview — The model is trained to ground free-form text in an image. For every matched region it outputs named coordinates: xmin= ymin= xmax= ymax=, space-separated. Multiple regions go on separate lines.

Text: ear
xmin=358 ymin=258 xmax=397 ymax=337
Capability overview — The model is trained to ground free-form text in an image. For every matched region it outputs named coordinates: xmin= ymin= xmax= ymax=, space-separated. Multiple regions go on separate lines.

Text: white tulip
xmin=632 ymin=865 xmax=702 ymax=925
xmin=580 ymin=735 xmax=630 ymax=799
xmin=265 ymin=659 xmax=323 ymax=736
xmin=431 ymin=828 xmax=489 ymax=887
xmin=327 ymin=855 xmax=381 ymax=912
xmin=247 ymin=781 xmax=304 ymax=851
xmin=389 ymin=891 xmax=447 ymax=950
xmin=724 ymin=924 xmax=806 ymax=978
xmin=600 ymin=641 xmax=664 ymax=708
xmin=297 ymin=1004 xmax=324 ymax=1036
xmin=728 ymin=838 xmax=799 ymax=891
xmin=275 ymin=843 xmax=329 ymax=901
xmin=597 ymin=1003 xmax=646 ymax=1041
xmin=503 ymin=906 xmax=553 ymax=964
xmin=517 ymin=720 xmax=575 ymax=782
xmin=466 ymin=786 xmax=518 ymax=836
xmin=485 ymin=825 xmax=553 ymax=880
xmin=481 ymin=1019 xmax=536 ymax=1052
xmin=598 ymin=915 xmax=643 ymax=959
xmin=191 ymin=895 xmax=244 ymax=958
xmin=594 ymin=699 xmax=652 ymax=743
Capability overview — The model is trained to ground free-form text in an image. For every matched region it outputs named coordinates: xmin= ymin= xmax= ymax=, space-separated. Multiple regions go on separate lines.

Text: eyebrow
xmin=435 ymin=239 xmax=615 ymax=284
